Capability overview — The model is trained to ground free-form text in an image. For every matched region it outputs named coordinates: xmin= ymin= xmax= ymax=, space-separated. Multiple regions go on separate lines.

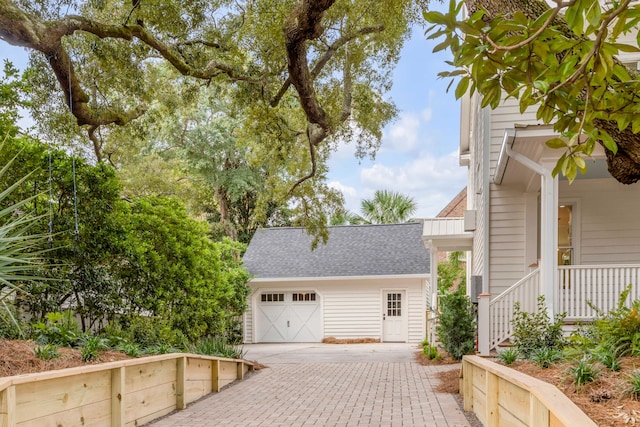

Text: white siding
xmin=488 ymin=185 xmax=527 ymax=296
xmin=244 ymin=277 xmax=426 ymax=344
xmin=489 ymin=96 xmax=541 ymax=176
xmin=561 ymin=179 xmax=640 ymax=264
xmin=470 ymin=96 xmax=487 ymax=278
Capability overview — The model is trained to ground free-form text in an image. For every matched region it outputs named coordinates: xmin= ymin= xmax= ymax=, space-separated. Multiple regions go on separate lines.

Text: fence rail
xmin=557 ymin=264 xmax=640 ymax=320
xmin=461 ymin=355 xmax=595 ymax=426
xmin=488 ymin=269 xmax=539 ymax=349
xmin=0 ymin=353 xmax=253 ymax=427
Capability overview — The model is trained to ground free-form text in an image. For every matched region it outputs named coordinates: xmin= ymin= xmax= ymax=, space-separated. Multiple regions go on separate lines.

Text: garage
xmin=242 ymin=223 xmax=430 ymax=344
xmin=254 ymin=291 xmax=322 ymax=342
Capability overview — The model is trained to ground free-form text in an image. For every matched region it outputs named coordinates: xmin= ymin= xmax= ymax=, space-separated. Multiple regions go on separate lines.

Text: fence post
xmin=462 ymin=358 xmax=473 ymax=412
xmin=0 ymin=385 xmax=16 ymax=427
xmin=176 ymin=357 xmax=187 ymax=410
xmin=477 ymin=292 xmax=491 ymax=356
xmin=111 ymin=367 xmax=125 ymax=427
xmin=212 ymin=359 xmax=221 ymax=392
xmin=486 ymin=371 xmax=498 ymax=426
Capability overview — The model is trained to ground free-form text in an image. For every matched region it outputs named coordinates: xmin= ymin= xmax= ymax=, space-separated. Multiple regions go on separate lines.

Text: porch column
xmin=540 ymin=170 xmax=558 ymax=317
xmin=429 ymin=240 xmax=439 ymax=344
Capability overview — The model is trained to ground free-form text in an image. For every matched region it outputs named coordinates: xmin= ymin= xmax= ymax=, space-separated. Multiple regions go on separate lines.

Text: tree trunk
xmin=466 ymin=0 xmax=640 ymax=184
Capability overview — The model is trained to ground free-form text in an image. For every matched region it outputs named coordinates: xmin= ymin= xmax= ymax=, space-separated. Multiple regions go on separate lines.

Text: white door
xmin=255 ymin=291 xmax=322 ymax=342
xmin=382 ymin=290 xmax=407 ymax=342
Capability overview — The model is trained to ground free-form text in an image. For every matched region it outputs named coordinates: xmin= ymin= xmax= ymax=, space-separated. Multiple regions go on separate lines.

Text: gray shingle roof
xmin=243 ymin=223 xmax=430 ymax=278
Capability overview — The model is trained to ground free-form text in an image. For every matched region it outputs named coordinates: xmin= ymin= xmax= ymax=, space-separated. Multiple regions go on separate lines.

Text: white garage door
xmin=255 ymin=291 xmax=322 ymax=342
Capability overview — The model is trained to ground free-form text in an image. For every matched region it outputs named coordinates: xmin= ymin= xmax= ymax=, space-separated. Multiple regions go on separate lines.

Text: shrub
xmin=625 ymin=371 xmax=640 ymax=400
xmin=511 ymin=296 xmax=566 ymax=358
xmin=436 ymin=290 xmax=476 ymax=361
xmin=531 ymin=347 xmax=562 ymax=368
xmin=34 ymin=344 xmax=60 ymax=360
xmin=587 ymin=285 xmax=640 ymax=358
xmin=423 ymin=344 xmax=441 ymax=360
xmin=31 ymin=311 xmax=81 ymax=347
xmin=568 ymin=358 xmax=598 ymax=390
xmin=497 ymin=348 xmax=519 ymax=365
xmin=80 ymin=335 xmax=109 ymax=362
xmin=592 ymin=345 xmax=621 ymax=372
xmin=186 ymin=336 xmax=245 ymax=359
xmin=117 ymin=342 xmax=142 ymax=358
xmin=146 ymin=343 xmax=179 ymax=355
xmin=0 ymin=304 xmax=26 ymax=339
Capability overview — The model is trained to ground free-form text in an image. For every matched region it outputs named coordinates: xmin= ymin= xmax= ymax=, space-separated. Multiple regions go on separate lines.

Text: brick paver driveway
xmin=148 ymin=343 xmax=473 ymax=427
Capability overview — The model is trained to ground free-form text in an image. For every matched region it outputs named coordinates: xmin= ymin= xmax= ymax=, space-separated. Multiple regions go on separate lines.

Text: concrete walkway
xmin=148 ymin=343 xmax=475 ymax=427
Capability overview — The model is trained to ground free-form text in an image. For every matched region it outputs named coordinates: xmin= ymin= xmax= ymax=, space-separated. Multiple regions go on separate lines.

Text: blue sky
xmin=1 ymin=3 xmax=466 ymax=218
xmin=327 ymin=22 xmax=466 ymax=218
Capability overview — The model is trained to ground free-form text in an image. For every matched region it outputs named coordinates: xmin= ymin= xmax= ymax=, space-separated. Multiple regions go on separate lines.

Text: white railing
xmin=488 ymin=268 xmax=540 ymax=349
xmin=557 ymin=264 xmax=640 ymax=320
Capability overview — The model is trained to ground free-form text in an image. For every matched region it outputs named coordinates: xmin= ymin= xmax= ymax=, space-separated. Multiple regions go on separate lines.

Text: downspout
xmin=499 ymin=129 xmax=558 ymax=317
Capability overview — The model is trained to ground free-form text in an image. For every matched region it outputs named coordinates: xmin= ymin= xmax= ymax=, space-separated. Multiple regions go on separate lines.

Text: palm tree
xmin=358 ymin=190 xmax=417 ymax=224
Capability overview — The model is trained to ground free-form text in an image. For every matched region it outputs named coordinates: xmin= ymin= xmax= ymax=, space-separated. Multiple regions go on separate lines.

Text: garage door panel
xmin=256 ymin=303 xmax=288 ymax=342
xmin=289 ymin=303 xmax=322 ymax=342
xmin=255 ymin=292 xmax=321 ymax=343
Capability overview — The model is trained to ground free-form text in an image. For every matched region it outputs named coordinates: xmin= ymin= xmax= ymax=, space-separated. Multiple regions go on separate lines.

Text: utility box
xmin=470 ymin=275 xmax=482 ymax=303
xmin=464 ymin=210 xmax=477 ymax=231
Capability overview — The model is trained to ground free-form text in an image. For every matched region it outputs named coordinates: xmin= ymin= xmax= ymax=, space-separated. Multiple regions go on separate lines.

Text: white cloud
xmin=328 ymin=181 xmax=361 ymax=213
xmin=421 ymin=107 xmax=433 ymax=123
xmin=359 ymin=150 xmax=467 ymax=218
xmin=385 ymin=113 xmax=420 ymax=153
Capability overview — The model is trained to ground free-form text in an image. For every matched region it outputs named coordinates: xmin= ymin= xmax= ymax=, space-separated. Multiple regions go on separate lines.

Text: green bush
xmin=511 ymin=296 xmax=566 ymax=358
xmin=34 ymin=344 xmax=60 ymax=360
xmin=497 ymin=348 xmax=519 ymax=365
xmin=436 ymin=290 xmax=476 ymax=361
xmin=531 ymin=347 xmax=562 ymax=368
xmin=186 ymin=336 xmax=245 ymax=359
xmin=423 ymin=345 xmax=441 ymax=360
xmin=79 ymin=335 xmax=109 ymax=362
xmin=0 ymin=304 xmax=26 ymax=339
xmin=31 ymin=311 xmax=81 ymax=347
xmin=568 ymin=358 xmax=598 ymax=390
xmin=625 ymin=371 xmax=640 ymax=400
xmin=592 ymin=344 xmax=621 ymax=372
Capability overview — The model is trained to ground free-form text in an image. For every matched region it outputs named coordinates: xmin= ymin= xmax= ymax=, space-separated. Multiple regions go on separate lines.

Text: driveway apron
xmin=147 ymin=343 xmax=473 ymax=427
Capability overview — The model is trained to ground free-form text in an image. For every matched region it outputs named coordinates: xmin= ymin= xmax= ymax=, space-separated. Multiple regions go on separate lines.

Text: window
xmin=292 ymin=292 xmax=316 ymax=302
xmin=558 ymin=205 xmax=573 ymax=266
xmin=261 ymin=293 xmax=284 ymax=302
xmin=387 ymin=293 xmax=402 ymax=317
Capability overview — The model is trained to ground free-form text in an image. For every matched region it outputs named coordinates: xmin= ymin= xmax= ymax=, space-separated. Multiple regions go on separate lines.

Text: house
xmin=242 ymin=223 xmax=429 ymax=343
xmin=425 ymin=35 xmax=640 ymax=355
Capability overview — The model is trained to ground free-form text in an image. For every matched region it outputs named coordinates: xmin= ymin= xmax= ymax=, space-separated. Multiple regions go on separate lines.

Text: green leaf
xmin=424 ymin=11 xmax=448 ymax=25
xmin=599 ymin=130 xmax=618 ymax=154
xmin=552 ymin=153 xmax=566 ymax=177
xmin=533 ymin=80 xmax=550 ymax=94
xmin=574 ymin=156 xmax=587 ymax=175
xmin=586 ymin=1 xmax=601 ymax=29
xmin=545 ymin=137 xmax=567 ymax=149
xmin=455 ymin=76 xmax=470 ymax=99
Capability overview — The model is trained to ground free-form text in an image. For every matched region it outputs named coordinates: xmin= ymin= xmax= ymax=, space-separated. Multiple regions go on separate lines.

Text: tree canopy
xmin=425 ymin=0 xmax=640 ymax=184
xmin=0 ymin=0 xmax=429 ymax=238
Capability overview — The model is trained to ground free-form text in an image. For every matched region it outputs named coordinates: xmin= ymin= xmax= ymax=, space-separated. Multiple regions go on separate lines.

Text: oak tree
xmin=0 ymin=0 xmax=426 ymax=232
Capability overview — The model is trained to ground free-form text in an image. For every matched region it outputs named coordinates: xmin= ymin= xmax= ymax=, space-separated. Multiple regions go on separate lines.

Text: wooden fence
xmin=0 ymin=353 xmax=253 ymax=427
xmin=461 ymin=356 xmax=595 ymax=427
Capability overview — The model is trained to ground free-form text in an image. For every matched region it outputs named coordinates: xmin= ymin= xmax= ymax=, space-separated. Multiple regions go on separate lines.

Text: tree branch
xmin=271 ymin=24 xmax=384 ymax=107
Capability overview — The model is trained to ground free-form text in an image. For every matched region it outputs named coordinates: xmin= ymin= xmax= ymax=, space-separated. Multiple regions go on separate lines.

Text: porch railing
xmin=557 ymin=264 xmax=640 ymax=321
xmin=488 ymin=268 xmax=539 ymax=349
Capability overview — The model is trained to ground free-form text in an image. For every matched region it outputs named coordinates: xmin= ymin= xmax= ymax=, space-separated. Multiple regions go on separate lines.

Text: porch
xmin=485 ymin=264 xmax=640 ymax=351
